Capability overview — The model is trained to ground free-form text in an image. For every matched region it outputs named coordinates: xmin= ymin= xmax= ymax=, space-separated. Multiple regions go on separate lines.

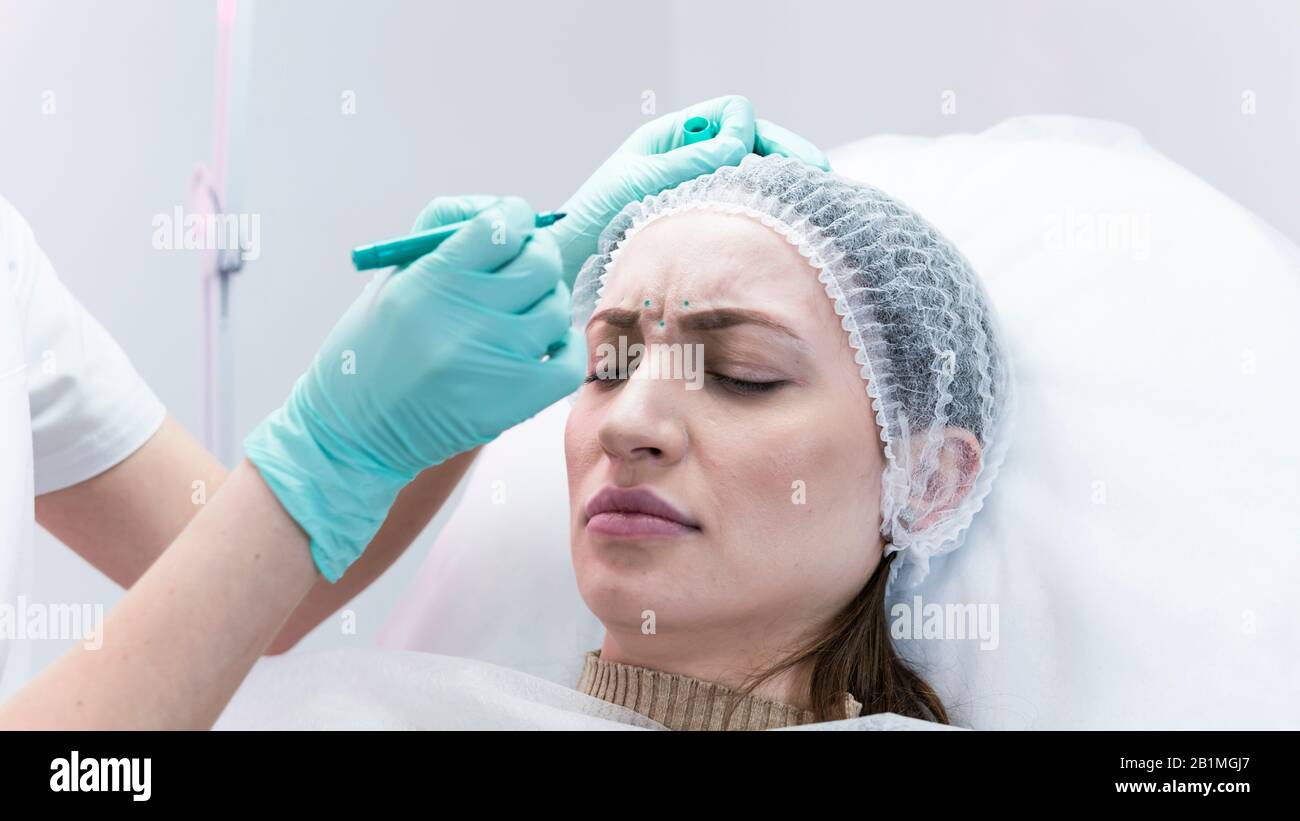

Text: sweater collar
xmin=576 ymin=649 xmax=863 ymax=730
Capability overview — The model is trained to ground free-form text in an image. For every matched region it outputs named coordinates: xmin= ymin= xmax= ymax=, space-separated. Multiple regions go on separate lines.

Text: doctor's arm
xmin=2 ymin=459 xmax=324 ymax=729
xmin=33 ymin=414 xmax=481 ymax=654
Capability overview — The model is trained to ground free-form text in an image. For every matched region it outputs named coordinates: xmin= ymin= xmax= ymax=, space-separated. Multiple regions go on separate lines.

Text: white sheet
xmin=215 ymin=648 xmax=954 ymax=731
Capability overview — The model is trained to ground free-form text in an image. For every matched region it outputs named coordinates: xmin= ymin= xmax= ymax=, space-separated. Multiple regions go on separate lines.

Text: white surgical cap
xmin=570 ymin=153 xmax=1015 ymax=595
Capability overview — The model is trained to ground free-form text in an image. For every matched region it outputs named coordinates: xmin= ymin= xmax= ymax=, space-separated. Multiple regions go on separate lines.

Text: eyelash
xmin=583 ymin=370 xmax=785 ymax=395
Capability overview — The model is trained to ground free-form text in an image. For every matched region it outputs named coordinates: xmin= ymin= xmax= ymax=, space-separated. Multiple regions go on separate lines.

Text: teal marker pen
xmin=352 ymin=210 xmax=567 ymax=271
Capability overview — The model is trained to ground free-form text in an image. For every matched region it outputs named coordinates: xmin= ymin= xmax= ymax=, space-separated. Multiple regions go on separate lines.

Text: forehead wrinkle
xmin=590 ymin=209 xmax=820 ymax=334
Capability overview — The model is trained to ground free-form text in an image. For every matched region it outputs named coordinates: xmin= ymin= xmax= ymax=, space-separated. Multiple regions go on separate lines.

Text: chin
xmin=573 ymin=540 xmax=689 ymax=628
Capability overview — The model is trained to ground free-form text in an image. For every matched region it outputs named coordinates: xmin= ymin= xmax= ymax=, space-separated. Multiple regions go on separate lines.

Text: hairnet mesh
xmin=570 ymin=153 xmax=1015 ymax=594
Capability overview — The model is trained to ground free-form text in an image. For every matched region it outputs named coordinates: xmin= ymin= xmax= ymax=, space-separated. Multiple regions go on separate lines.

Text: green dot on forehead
xmin=683 ymin=300 xmax=689 ymax=306
xmin=643 ymin=299 xmax=651 ymax=307
xmin=659 ymin=320 xmax=665 ymax=327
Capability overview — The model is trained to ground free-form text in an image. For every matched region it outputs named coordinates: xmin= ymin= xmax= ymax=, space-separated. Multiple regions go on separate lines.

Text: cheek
xmin=802 ymin=392 xmax=883 ymax=552
xmin=702 ymin=388 xmax=881 ymax=583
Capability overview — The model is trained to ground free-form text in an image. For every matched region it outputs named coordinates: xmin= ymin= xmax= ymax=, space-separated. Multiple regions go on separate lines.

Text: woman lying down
xmin=217 ymin=154 xmax=1015 ymax=731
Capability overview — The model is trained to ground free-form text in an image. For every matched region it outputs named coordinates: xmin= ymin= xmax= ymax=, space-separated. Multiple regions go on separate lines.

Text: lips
xmin=584 ymin=485 xmax=701 ymax=538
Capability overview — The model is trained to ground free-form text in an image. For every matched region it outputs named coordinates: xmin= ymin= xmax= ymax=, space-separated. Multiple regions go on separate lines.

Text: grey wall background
xmin=1 ymin=0 xmax=1296 ymax=683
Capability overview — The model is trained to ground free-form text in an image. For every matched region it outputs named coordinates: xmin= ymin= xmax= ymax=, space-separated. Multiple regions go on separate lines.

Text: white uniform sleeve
xmin=1 ymin=197 xmax=166 ymax=494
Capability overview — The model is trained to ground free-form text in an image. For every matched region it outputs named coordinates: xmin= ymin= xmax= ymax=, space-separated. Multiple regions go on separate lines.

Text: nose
xmin=595 ymin=346 xmax=689 ymax=467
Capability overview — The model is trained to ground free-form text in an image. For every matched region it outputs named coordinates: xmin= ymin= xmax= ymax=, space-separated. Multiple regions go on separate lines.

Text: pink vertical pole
xmin=195 ymin=0 xmax=252 ymax=464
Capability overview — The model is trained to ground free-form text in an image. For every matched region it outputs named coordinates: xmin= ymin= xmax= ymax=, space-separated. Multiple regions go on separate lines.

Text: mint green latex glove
xmin=549 ymin=94 xmax=831 ymax=287
xmin=245 ymin=195 xmax=584 ymax=582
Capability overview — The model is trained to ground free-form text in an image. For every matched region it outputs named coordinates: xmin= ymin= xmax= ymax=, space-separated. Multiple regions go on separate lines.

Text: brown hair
xmin=726 ymin=550 xmax=949 ymax=726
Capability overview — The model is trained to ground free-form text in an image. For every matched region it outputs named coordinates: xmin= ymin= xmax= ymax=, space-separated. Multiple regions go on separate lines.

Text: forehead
xmin=596 ymin=209 xmax=824 ymax=316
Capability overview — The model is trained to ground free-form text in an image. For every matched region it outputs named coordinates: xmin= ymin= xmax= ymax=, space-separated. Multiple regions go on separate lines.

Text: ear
xmin=906 ymin=428 xmax=983 ymax=532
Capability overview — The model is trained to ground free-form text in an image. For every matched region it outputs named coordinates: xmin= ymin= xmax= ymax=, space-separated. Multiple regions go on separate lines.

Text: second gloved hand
xmin=245 ymin=195 xmax=585 ymax=582
xmin=548 ymin=94 xmax=831 ymax=286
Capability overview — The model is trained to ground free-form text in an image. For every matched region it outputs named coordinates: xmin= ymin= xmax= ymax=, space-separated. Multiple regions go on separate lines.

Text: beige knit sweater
xmin=575 ymin=649 xmax=863 ymax=730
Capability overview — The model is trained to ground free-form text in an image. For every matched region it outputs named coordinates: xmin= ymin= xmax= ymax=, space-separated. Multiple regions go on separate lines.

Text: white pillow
xmin=379 ymin=116 xmax=1300 ymax=729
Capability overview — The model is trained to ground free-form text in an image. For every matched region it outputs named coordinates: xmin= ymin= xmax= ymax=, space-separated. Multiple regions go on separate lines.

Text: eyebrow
xmin=587 ymin=307 xmax=803 ymax=341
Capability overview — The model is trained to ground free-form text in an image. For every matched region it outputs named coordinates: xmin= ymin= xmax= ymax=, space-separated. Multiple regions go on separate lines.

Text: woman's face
xmin=565 ymin=209 xmax=887 ymax=671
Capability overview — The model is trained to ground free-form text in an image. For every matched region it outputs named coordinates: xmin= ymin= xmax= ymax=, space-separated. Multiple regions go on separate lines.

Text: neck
xmin=597 ymin=629 xmax=812 ymax=710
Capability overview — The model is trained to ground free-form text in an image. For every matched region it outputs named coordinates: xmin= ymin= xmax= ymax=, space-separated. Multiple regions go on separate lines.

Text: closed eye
xmin=709 ymin=373 xmax=785 ymax=395
xmin=583 ymin=370 xmax=627 ymax=385
xmin=582 ymin=369 xmax=786 ymax=396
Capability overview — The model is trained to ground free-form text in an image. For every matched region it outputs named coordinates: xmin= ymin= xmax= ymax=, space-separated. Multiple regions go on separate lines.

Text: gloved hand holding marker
xmin=350 ymin=207 xmax=572 ymax=362
xmin=246 ymin=195 xmax=585 ymax=582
